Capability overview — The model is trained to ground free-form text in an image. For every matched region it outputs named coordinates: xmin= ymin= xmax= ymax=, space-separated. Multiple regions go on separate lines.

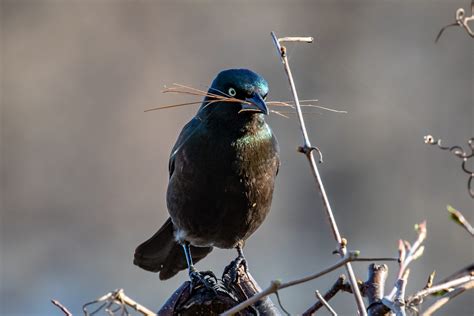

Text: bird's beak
xmin=240 ymin=93 xmax=269 ymax=115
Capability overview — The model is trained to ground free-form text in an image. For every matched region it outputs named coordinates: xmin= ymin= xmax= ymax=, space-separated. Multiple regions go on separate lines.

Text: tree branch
xmin=421 ymin=280 xmax=474 ymax=316
xmin=270 ymin=30 xmax=367 ymax=316
xmin=388 ymin=221 xmax=427 ymax=300
xmin=221 ymin=253 xmax=397 ymax=316
xmin=382 ymin=270 xmax=410 ymax=316
xmin=408 ymin=274 xmax=474 ymax=304
xmin=365 ymin=264 xmax=391 ymax=316
xmin=302 ymin=275 xmax=347 ymax=316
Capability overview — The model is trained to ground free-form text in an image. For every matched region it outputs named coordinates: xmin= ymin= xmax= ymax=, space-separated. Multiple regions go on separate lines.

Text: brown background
xmin=1 ymin=0 xmax=473 ymax=315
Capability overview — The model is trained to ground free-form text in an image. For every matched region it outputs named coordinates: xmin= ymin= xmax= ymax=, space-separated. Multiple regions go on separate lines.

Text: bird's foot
xmin=189 ymin=267 xmax=218 ymax=294
xmin=223 ymin=255 xmax=248 ymax=283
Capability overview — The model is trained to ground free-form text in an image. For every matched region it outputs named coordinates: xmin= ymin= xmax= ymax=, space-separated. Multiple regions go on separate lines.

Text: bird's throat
xmin=233 ymin=122 xmax=272 ymax=148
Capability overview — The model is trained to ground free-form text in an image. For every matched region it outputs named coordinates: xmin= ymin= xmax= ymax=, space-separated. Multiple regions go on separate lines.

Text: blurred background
xmin=1 ymin=0 xmax=473 ymax=315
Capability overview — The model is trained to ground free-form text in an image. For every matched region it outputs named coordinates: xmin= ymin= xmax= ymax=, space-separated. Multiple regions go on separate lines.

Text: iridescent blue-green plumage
xmin=134 ymin=69 xmax=279 ymax=280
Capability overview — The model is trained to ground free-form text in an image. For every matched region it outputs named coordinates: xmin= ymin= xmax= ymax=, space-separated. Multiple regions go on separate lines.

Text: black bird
xmin=134 ymin=69 xmax=280 ymax=282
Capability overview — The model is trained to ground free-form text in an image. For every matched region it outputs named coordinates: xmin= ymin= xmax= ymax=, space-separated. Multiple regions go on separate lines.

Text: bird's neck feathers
xmin=197 ymin=99 xmax=265 ymax=132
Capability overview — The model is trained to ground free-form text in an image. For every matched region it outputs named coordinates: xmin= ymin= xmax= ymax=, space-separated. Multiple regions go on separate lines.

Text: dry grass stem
xmin=144 ymin=83 xmax=339 ymax=118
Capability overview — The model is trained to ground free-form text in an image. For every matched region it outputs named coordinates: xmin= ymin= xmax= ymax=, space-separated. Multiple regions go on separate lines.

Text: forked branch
xmin=221 ymin=252 xmax=397 ymax=315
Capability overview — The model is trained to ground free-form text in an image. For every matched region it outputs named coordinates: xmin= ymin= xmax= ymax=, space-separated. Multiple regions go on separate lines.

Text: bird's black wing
xmin=134 ymin=116 xmax=213 ymax=279
xmin=168 ymin=117 xmax=201 ymax=178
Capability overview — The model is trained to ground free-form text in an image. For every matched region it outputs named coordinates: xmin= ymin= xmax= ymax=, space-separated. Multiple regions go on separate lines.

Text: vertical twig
xmin=270 ymin=31 xmax=367 ymax=316
xmin=388 ymin=221 xmax=426 ymax=300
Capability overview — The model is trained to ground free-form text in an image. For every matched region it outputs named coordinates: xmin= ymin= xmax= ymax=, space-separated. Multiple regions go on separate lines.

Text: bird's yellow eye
xmin=228 ymin=87 xmax=237 ymax=97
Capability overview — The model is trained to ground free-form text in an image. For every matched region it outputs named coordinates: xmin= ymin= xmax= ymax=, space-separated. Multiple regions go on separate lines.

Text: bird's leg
xmin=181 ymin=242 xmax=196 ymax=274
xmin=235 ymin=244 xmax=248 ymax=272
xmin=181 ymin=242 xmax=217 ymax=292
xmin=225 ymin=244 xmax=249 ymax=283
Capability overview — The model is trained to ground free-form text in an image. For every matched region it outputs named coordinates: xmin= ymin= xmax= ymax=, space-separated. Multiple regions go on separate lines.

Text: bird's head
xmin=198 ymin=69 xmax=269 ymax=118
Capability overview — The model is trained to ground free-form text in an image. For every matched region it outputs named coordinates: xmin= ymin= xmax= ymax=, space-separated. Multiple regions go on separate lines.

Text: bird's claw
xmin=224 ymin=255 xmax=248 ymax=283
xmin=189 ymin=268 xmax=218 ymax=294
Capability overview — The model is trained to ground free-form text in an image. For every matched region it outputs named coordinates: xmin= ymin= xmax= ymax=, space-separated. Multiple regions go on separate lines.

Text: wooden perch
xmin=157 ymin=261 xmax=280 ymax=316
xmin=366 ymin=264 xmax=391 ymax=316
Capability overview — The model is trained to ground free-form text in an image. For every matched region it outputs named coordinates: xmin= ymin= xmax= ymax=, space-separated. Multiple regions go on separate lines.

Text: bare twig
xmin=382 ymin=270 xmax=410 ymax=316
xmin=302 ymin=275 xmax=347 ymax=315
xmin=390 ymin=221 xmax=427 ymax=298
xmin=421 ymin=280 xmax=474 ymax=316
xmin=315 ymin=290 xmax=337 ymax=315
xmin=447 ymin=205 xmax=474 ymax=236
xmin=435 ymin=0 xmax=474 ymax=42
xmin=278 ymin=36 xmax=314 ymax=43
xmin=405 ymin=263 xmax=474 ymax=314
xmin=220 ymin=280 xmax=281 ymax=316
xmin=274 ymin=291 xmax=291 ymax=316
xmin=220 ymin=252 xmax=397 ymax=315
xmin=83 ymin=289 xmax=156 ymax=316
xmin=440 ymin=263 xmax=474 ymax=283
xmin=270 ymin=30 xmax=367 ymax=316
xmin=408 ymin=274 xmax=474 ymax=304
xmin=424 ymin=135 xmax=474 ymax=198
xmin=304 ymin=264 xmax=392 ymax=316
xmin=51 ymin=300 xmax=73 ymax=316
xmin=372 ymin=222 xmax=427 ymax=315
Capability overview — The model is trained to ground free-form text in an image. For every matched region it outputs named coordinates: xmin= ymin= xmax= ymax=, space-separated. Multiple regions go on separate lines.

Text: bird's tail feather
xmin=133 ymin=217 xmax=213 ymax=280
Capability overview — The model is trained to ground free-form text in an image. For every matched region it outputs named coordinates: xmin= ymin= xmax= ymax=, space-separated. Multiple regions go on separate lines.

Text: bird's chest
xmin=201 ymin=123 xmax=275 ymax=177
xmin=176 ymin=122 xmax=276 ymax=199
xmin=169 ymin=122 xmax=278 ymax=248
xmin=230 ymin=124 xmax=275 ymax=176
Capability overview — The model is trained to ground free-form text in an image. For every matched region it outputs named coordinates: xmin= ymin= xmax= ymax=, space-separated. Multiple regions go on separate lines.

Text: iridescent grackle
xmin=134 ymin=69 xmax=280 ymax=284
